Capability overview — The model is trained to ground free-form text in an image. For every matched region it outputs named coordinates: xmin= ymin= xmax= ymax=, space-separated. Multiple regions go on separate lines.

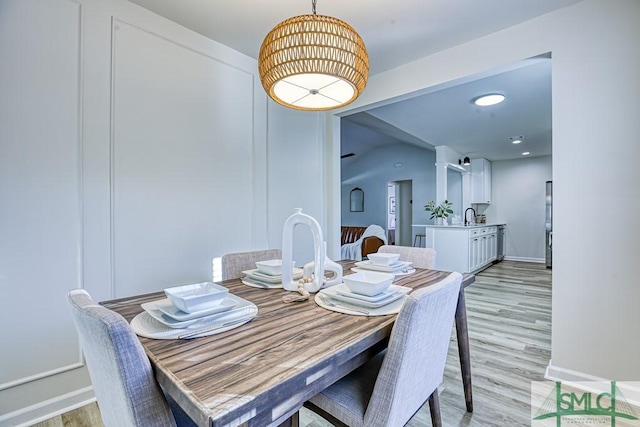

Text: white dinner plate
xmin=141 ymin=294 xmax=251 ymax=328
xmin=334 ymin=283 xmax=399 ymax=303
xmin=131 ymin=297 xmax=258 ymax=340
xmin=321 ymin=284 xmax=412 ymax=309
xmin=315 ymin=287 xmax=410 ymax=316
xmin=241 ymin=278 xmax=283 ymax=289
xmin=154 ymin=297 xmax=236 ymax=321
xmin=351 ymin=267 xmax=416 ymax=276
xmin=354 ymin=260 xmax=413 ymax=273
xmin=241 ymin=268 xmax=304 ymax=284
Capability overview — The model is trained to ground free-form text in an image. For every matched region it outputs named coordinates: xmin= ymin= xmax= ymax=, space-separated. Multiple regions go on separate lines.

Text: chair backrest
xmin=364 ymin=272 xmax=462 ymax=426
xmin=221 ymin=249 xmax=282 ymax=280
xmin=378 ymin=245 xmax=436 ymax=269
xmin=67 ymin=289 xmax=177 ymax=427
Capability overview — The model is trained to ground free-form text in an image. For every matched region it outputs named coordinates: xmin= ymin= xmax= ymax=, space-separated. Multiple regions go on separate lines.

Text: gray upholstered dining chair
xmin=221 ymin=248 xmax=282 ymax=280
xmin=305 ymin=272 xmax=463 ymax=427
xmin=67 ymin=289 xmax=196 ymax=427
xmin=378 ymin=244 xmax=437 ymax=269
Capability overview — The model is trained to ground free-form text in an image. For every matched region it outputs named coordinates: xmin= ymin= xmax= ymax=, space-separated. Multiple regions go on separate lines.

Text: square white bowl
xmin=164 ymin=282 xmax=229 ymax=313
xmin=343 ymin=271 xmax=395 ymax=296
xmin=367 ymin=253 xmax=401 ymax=266
xmin=255 ymin=259 xmax=295 ymax=276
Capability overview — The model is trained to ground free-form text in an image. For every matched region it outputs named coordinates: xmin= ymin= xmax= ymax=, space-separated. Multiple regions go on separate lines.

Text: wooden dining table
xmin=101 ymin=261 xmax=475 ymax=427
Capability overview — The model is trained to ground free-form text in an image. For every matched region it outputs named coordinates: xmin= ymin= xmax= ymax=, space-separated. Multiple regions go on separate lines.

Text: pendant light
xmin=258 ymin=0 xmax=369 ymax=111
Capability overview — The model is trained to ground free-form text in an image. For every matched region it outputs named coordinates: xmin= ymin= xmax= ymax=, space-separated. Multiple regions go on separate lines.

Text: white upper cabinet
xmin=471 ymin=158 xmax=492 ymax=204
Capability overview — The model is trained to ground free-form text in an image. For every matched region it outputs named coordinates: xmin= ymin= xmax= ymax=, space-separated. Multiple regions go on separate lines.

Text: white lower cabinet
xmin=425 ymin=226 xmax=498 ymax=273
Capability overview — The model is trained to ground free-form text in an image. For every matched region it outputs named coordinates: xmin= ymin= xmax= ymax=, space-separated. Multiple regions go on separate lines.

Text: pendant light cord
xmin=312 ymin=0 xmax=317 ymax=15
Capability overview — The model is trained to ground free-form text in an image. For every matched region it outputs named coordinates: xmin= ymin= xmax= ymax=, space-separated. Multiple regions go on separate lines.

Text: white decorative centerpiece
xmin=281 ymin=208 xmax=325 ymax=293
xmin=303 ymin=242 xmax=343 ymax=288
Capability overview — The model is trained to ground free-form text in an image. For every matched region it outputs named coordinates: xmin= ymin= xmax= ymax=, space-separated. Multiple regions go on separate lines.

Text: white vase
xmin=435 ymin=217 xmax=444 ymax=225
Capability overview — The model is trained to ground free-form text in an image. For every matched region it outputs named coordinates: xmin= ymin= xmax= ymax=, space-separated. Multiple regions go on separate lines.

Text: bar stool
xmin=413 ymin=233 xmax=425 ymax=247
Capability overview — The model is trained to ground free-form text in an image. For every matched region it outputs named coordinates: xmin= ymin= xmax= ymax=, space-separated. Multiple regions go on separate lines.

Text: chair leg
xmin=303 ymin=402 xmax=349 ymax=427
xmin=428 ymin=390 xmax=442 ymax=427
xmin=277 ymin=411 xmax=299 ymax=427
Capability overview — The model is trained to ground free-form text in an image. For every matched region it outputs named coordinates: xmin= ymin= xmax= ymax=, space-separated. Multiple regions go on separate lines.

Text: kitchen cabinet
xmin=424 ymin=225 xmax=499 ymax=273
xmin=471 ymin=158 xmax=492 ymax=204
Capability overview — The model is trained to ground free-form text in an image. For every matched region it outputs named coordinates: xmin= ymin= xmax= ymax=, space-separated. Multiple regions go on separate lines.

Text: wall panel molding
xmin=0 ymin=0 xmax=85 ymax=392
xmin=109 ymin=17 xmax=256 ymax=298
xmin=0 ymin=386 xmax=94 ymax=426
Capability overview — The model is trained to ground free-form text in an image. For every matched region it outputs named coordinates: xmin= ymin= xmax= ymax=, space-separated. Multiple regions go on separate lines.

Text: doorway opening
xmin=389 ymin=180 xmax=413 ymax=246
xmin=387 ymin=183 xmax=396 ymax=245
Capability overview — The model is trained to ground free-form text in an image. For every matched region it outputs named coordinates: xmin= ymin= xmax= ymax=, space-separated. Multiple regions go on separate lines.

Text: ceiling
xmin=341 ymin=56 xmax=552 ymax=163
xmin=127 ymin=0 xmax=577 ymax=161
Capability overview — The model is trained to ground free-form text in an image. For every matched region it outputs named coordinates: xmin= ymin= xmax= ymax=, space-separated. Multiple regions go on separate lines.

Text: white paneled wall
xmin=0 ymin=0 xmax=84 ymax=396
xmin=0 ymin=0 xmax=283 ymax=423
xmin=266 ymin=103 xmax=326 ymax=267
xmin=111 ymin=20 xmax=255 ymax=297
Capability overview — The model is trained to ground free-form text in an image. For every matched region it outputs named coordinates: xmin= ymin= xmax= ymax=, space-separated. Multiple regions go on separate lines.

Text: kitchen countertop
xmin=412 ymin=223 xmax=506 ymax=229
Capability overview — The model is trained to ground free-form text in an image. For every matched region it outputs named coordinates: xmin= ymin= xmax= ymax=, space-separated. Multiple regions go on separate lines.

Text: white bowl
xmin=367 ymin=253 xmax=401 ymax=266
xmin=343 ymin=271 xmax=394 ymax=296
xmin=164 ymin=282 xmax=229 ymax=313
xmin=255 ymin=259 xmax=295 ymax=276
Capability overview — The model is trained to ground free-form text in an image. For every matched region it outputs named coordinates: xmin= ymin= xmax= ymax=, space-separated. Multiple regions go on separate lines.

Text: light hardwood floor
xmin=33 ymin=261 xmax=551 ymax=427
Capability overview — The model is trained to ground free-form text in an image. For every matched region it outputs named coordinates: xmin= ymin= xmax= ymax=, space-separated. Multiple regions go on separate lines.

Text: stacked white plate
xmin=132 ymin=289 xmax=258 ymax=339
xmin=330 ymin=283 xmax=409 ymax=308
xmin=140 ymin=295 xmax=249 ymax=329
xmin=315 ymin=284 xmax=412 ymax=316
xmin=241 ymin=267 xmax=304 ymax=289
xmin=353 ymin=260 xmax=415 ymax=275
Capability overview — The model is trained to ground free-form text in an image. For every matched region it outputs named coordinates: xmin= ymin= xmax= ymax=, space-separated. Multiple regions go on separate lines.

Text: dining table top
xmin=101 ymin=260 xmax=475 ymax=427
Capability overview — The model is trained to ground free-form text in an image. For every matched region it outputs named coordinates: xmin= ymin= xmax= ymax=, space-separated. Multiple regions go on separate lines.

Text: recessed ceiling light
xmin=509 ymin=135 xmax=523 ymax=144
xmin=522 ymin=152 xmax=530 ymax=156
xmin=473 ymin=93 xmax=505 ymax=106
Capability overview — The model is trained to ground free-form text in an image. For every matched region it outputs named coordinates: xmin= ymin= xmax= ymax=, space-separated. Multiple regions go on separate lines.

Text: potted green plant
xmin=424 ymin=200 xmax=453 ymax=225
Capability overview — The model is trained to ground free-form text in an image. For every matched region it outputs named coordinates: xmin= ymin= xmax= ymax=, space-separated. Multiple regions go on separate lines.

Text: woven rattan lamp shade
xmin=259 ymin=13 xmax=368 ymax=111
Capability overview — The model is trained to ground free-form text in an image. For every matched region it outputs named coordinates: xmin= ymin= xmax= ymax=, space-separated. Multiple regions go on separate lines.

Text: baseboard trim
xmin=545 ymin=362 xmax=640 ymax=407
xmin=545 ymin=362 xmax=607 ymax=383
xmin=504 ymin=256 xmax=545 ymax=263
xmin=0 ymin=387 xmax=96 ymax=427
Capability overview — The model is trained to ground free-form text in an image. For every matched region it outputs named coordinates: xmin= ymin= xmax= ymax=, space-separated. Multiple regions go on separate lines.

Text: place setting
xmin=315 ymin=270 xmax=412 ymax=316
xmin=241 ymin=259 xmax=304 ymax=288
xmin=352 ymin=252 xmax=416 ymax=275
xmin=130 ymin=281 xmax=258 ymax=339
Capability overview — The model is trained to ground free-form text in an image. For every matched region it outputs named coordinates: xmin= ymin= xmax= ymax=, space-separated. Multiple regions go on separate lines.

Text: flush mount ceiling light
xmin=258 ymin=0 xmax=369 ymax=111
xmin=473 ymin=93 xmax=505 ymax=107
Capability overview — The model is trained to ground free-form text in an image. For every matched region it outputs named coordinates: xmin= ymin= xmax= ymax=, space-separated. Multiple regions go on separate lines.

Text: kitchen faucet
xmin=464 ymin=207 xmax=476 ymax=226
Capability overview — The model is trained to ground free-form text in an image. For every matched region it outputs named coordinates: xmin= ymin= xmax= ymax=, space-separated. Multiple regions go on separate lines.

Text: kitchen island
xmin=413 ymin=223 xmax=506 ymax=273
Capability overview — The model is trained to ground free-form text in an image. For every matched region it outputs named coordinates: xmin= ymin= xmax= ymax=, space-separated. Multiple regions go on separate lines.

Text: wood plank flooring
xmin=33 ymin=261 xmax=551 ymax=427
xmin=418 ymin=260 xmax=552 ymax=427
